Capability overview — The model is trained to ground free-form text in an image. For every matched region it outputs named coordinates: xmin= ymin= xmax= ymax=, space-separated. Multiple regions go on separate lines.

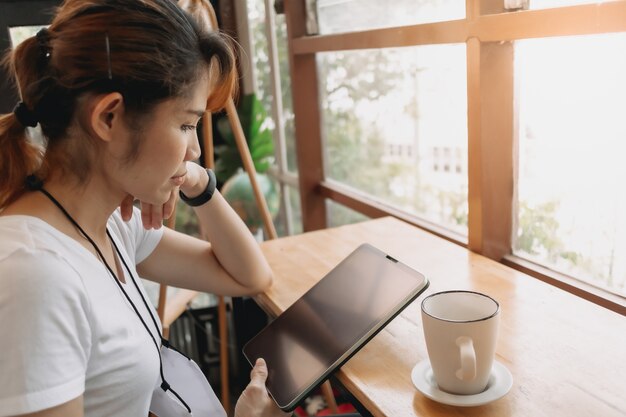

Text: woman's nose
xmin=186 ymin=133 xmax=201 ymax=161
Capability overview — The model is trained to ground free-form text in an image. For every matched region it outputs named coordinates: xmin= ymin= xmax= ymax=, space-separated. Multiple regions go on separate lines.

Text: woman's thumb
xmin=250 ymin=358 xmax=268 ymax=386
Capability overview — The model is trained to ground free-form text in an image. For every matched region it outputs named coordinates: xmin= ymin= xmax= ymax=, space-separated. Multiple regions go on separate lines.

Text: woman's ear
xmin=89 ymin=92 xmax=125 ymax=143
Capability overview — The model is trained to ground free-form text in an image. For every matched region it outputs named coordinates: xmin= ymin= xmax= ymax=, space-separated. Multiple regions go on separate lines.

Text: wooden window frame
xmin=283 ymin=0 xmax=626 ymax=315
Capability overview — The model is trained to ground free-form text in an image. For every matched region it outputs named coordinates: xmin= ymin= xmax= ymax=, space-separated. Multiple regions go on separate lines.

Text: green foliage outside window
xmin=214 ymin=94 xmax=275 ymax=182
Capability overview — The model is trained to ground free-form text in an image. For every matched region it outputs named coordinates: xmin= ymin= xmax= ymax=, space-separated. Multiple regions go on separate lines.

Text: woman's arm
xmin=136 ymin=163 xmax=273 ymax=296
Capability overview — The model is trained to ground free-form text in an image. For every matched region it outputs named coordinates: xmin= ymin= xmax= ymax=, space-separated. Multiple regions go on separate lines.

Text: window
xmin=515 ymin=33 xmax=626 ymax=297
xmin=247 ymin=0 xmax=298 ymax=173
xmin=327 ymin=199 xmax=368 ymax=228
xmin=528 ymin=0 xmax=616 ymax=10
xmin=245 ymin=0 xmax=302 ymax=236
xmin=9 ymin=25 xmax=47 ymax=47
xmin=275 ymin=0 xmax=626 ymax=310
xmin=319 ymin=44 xmax=468 ymax=235
xmin=316 ymin=0 xmax=464 ymax=35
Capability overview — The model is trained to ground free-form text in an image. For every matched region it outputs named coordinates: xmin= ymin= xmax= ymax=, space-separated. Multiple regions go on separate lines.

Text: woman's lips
xmin=170 ymin=172 xmax=186 ymax=186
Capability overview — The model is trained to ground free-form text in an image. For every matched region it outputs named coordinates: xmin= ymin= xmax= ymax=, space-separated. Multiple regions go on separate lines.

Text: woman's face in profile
xmin=112 ymin=75 xmax=210 ymax=205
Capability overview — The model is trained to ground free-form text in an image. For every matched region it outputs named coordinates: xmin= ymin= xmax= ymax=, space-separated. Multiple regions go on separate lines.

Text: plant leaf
xmin=213 ymin=93 xmax=274 ymax=175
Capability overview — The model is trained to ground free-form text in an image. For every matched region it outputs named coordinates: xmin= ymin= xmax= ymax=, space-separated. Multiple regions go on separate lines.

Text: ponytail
xmin=0 ymin=113 xmax=43 ymax=209
xmin=0 ymin=35 xmax=45 ymax=210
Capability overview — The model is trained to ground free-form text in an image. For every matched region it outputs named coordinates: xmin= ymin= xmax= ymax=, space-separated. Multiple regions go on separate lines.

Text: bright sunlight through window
xmin=515 ymin=33 xmax=626 ymax=297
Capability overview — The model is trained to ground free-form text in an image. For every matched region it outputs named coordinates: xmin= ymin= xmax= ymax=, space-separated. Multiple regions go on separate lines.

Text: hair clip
xmin=105 ymin=33 xmax=113 ymax=80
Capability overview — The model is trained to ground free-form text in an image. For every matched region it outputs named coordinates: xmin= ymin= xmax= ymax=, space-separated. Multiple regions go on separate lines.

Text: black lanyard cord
xmin=36 ymin=187 xmax=192 ymax=413
xmin=107 ymin=231 xmax=164 ymax=340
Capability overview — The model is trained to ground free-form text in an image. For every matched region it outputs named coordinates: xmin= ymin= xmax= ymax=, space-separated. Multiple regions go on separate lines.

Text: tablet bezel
xmin=242 ymin=243 xmax=430 ymax=411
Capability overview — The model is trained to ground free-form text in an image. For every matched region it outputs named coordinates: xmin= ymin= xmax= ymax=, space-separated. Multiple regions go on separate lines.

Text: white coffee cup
xmin=421 ymin=290 xmax=500 ymax=395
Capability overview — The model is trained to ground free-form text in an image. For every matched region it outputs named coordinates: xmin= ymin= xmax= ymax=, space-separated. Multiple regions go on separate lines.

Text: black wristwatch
xmin=179 ymin=168 xmax=217 ymax=206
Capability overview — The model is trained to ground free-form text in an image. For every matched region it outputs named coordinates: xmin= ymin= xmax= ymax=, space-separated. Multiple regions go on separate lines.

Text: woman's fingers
xmin=139 ymin=188 xmax=179 ymax=229
xmin=140 ymin=201 xmax=161 ymax=229
xmin=249 ymin=358 xmax=269 ymax=388
xmin=125 ymin=187 xmax=179 ymax=230
xmin=140 ymin=201 xmax=153 ymax=229
xmin=233 ymin=358 xmax=290 ymax=417
xmin=162 ymin=187 xmax=179 ymax=221
xmin=120 ymin=194 xmax=135 ymax=222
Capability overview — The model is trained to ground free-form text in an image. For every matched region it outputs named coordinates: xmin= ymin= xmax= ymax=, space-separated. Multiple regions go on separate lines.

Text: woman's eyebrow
xmin=185 ymin=109 xmax=205 ymax=118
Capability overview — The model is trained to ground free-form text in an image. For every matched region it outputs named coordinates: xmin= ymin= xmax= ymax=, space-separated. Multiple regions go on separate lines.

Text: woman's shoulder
xmin=0 ymin=216 xmax=89 ymax=290
xmin=0 ymin=225 xmax=90 ymax=311
xmin=0 ymin=215 xmax=65 ymax=256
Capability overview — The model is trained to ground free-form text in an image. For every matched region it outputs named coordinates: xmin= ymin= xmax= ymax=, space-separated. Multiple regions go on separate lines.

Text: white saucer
xmin=411 ymin=360 xmax=512 ymax=407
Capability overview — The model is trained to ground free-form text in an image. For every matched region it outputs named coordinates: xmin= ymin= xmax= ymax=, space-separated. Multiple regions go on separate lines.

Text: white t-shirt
xmin=0 ymin=208 xmax=164 ymax=417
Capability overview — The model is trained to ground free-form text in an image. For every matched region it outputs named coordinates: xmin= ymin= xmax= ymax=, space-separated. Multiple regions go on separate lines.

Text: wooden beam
xmin=467 ymin=39 xmax=515 ymax=260
xmin=318 ymin=181 xmax=467 ymax=246
xmin=467 ymin=37 xmax=483 ymax=254
xmin=503 ymin=255 xmax=626 ymax=316
xmin=475 ymin=1 xmax=626 ymax=42
xmin=285 ymin=0 xmax=327 ymax=231
xmin=289 ymin=2 xmax=626 ymax=54
xmin=291 ymin=19 xmax=468 ymax=53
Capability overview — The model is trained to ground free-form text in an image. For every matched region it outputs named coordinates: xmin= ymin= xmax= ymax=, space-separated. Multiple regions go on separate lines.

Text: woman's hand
xmin=119 ymin=188 xmax=178 ymax=230
xmin=178 ymin=162 xmax=209 ymax=201
xmin=119 ymin=162 xmax=207 ymax=229
xmin=235 ymin=359 xmax=291 ymax=417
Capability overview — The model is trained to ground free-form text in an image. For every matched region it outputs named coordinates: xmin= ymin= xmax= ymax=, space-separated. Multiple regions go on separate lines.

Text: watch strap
xmin=179 ymin=168 xmax=216 ymax=206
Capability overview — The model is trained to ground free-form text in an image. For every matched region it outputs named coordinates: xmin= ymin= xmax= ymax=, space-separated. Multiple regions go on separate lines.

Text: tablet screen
xmin=243 ymin=243 xmax=429 ymax=411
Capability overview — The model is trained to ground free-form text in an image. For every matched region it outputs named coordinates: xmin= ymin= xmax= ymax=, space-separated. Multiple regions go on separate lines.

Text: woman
xmin=0 ymin=1 xmax=287 ymax=416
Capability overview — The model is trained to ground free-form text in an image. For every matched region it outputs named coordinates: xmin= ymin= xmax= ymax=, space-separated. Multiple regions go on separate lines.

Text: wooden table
xmin=257 ymin=217 xmax=626 ymax=417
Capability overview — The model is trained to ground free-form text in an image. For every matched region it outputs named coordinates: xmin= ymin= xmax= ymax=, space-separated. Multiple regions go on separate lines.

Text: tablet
xmin=242 ymin=243 xmax=429 ymax=411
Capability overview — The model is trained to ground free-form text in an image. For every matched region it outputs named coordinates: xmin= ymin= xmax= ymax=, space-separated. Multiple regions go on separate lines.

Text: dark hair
xmin=0 ymin=0 xmax=236 ymax=209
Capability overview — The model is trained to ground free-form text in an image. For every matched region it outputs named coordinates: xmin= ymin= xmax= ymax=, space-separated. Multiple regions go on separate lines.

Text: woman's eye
xmin=181 ymin=124 xmax=196 ymax=132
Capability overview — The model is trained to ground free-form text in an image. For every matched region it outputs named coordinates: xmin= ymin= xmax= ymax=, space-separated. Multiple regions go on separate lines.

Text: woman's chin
xmin=130 ymin=185 xmax=175 ymax=207
xmin=132 ymin=194 xmax=168 ymax=207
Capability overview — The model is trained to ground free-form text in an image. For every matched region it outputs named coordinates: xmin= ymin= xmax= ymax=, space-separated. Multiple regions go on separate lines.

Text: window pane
xmin=248 ymin=0 xmax=272 ymax=114
xmin=327 ymin=199 xmax=369 ymax=228
xmin=9 ymin=25 xmax=47 ymax=48
xmin=275 ymin=13 xmax=299 ymax=173
xmin=274 ymin=184 xmax=304 ymax=236
xmin=247 ymin=0 xmax=298 ymax=173
xmin=528 ymin=0 xmax=620 ymax=10
xmin=316 ymin=0 xmax=464 ymax=35
xmin=319 ymin=44 xmax=468 ymax=235
xmin=514 ymin=33 xmax=626 ymax=297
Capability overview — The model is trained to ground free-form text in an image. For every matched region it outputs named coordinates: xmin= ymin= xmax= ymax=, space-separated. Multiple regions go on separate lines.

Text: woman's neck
xmin=4 ymin=171 xmax=126 ymax=244
xmin=48 ymin=180 xmax=120 ymax=236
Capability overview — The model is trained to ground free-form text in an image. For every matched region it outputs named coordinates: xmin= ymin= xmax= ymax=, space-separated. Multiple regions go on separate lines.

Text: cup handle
xmin=455 ymin=336 xmax=476 ymax=381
